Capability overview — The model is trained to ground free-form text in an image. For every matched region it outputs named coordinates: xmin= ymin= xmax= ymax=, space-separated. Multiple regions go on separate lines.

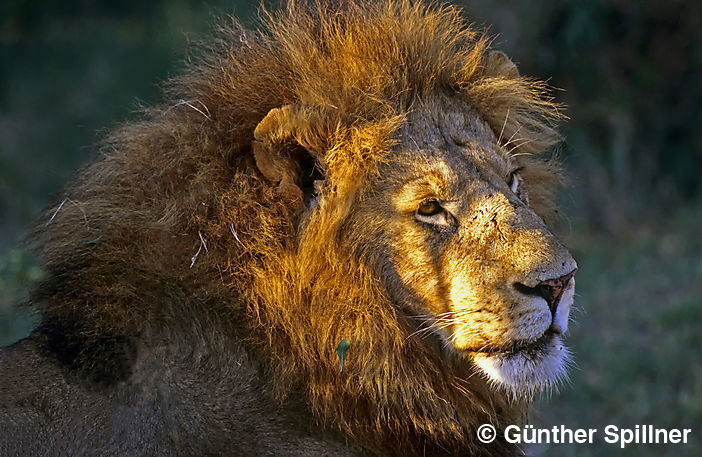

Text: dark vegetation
xmin=1 ymin=1 xmax=699 ymax=455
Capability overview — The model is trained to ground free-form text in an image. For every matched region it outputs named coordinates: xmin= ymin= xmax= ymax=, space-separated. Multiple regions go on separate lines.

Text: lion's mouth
xmin=470 ymin=329 xmax=570 ymax=397
xmin=472 ymin=329 xmax=556 ymax=357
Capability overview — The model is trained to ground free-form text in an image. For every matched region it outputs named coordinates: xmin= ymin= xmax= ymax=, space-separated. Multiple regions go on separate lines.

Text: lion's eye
xmin=415 ymin=200 xmax=455 ymax=228
xmin=508 ymin=172 xmax=519 ymax=193
xmin=417 ymin=200 xmax=443 ymax=217
xmin=507 ymin=170 xmax=529 ymax=205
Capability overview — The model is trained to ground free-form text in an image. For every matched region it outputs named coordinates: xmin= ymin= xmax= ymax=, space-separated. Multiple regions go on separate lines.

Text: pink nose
xmin=535 ymin=270 xmax=577 ymax=315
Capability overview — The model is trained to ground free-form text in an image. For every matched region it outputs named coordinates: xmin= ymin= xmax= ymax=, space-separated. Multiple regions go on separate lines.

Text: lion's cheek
xmin=500 ymin=299 xmax=552 ymax=342
xmin=389 ymin=233 xmax=448 ymax=314
xmin=445 ymin=273 xmax=501 ymax=348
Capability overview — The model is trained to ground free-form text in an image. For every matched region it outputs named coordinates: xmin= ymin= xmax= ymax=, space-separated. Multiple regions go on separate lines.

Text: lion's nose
xmin=535 ymin=270 xmax=577 ymax=315
xmin=514 ymin=269 xmax=577 ymax=315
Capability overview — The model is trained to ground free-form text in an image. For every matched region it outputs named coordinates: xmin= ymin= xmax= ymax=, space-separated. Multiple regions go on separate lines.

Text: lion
xmin=0 ymin=1 xmax=577 ymax=456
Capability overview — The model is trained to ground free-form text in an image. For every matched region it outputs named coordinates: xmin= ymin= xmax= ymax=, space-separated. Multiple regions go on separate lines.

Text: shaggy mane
xmin=31 ymin=1 xmax=564 ymax=455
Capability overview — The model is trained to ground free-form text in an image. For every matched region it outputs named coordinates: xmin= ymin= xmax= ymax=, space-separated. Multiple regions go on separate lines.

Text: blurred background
xmin=1 ymin=1 xmax=700 ymax=455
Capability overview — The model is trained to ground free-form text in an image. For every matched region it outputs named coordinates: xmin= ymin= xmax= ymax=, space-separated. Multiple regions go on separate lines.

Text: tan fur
xmin=5 ymin=1 xmax=576 ymax=456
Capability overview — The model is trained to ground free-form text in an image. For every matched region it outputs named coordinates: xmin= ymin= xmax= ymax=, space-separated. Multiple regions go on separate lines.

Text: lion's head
xmin=382 ymin=97 xmax=576 ymax=399
xmin=30 ymin=1 xmax=577 ymax=455
xmin=253 ymin=93 xmax=576 ymax=402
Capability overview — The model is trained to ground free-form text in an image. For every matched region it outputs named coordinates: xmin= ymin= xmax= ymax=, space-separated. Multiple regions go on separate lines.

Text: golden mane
xmin=31 ymin=1 xmax=564 ymax=455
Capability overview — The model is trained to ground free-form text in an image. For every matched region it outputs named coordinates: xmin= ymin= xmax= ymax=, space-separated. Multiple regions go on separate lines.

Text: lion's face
xmin=345 ymin=95 xmax=577 ymax=398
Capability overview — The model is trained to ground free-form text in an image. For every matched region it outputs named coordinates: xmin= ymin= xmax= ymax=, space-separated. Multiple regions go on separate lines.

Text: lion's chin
xmin=470 ymin=333 xmax=571 ymax=400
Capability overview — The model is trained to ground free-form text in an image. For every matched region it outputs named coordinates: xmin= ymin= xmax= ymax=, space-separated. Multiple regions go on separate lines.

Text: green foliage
xmin=0 ymin=0 xmax=256 ymax=248
xmin=0 ymin=249 xmax=41 ymax=346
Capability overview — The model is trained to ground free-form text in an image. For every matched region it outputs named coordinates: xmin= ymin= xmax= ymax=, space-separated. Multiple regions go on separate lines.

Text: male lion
xmin=0 ymin=1 xmax=577 ymax=456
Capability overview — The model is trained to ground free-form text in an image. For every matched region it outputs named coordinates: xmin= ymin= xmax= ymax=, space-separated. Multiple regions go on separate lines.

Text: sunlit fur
xmin=27 ymin=1 xmax=575 ymax=455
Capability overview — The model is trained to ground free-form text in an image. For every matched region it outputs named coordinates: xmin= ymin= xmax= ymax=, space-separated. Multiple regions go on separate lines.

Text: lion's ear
xmin=485 ymin=50 xmax=519 ymax=78
xmin=253 ymin=105 xmax=327 ymax=206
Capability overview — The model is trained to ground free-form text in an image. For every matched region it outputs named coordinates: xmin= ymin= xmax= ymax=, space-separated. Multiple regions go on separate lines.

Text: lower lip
xmin=476 ymin=330 xmax=555 ymax=356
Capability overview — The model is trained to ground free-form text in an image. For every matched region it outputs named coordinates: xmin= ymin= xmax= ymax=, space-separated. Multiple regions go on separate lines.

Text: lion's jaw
xmin=469 ymin=276 xmax=576 ymax=399
xmin=357 ymin=96 xmax=577 ymax=401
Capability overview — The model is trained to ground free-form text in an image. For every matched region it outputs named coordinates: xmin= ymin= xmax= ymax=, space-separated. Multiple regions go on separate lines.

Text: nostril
xmin=513 ymin=282 xmax=539 ymax=297
xmin=513 ymin=282 xmax=557 ymax=311
xmin=514 ymin=269 xmax=577 ymax=314
xmin=537 ymin=282 xmax=563 ymax=314
xmin=537 ymin=270 xmax=577 ymax=314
